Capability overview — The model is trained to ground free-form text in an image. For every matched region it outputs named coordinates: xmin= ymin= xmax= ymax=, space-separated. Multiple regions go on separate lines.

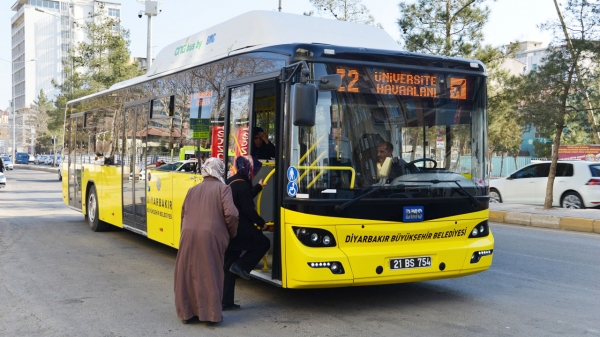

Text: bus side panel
xmin=83 ymin=165 xmax=123 ymax=228
xmin=61 ymin=162 xmax=69 ymax=207
xmin=168 ymin=172 xmax=202 ymax=249
xmin=146 ymin=171 xmax=174 ymax=247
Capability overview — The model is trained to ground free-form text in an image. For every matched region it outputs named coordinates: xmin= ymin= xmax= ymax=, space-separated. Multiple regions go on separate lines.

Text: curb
xmin=490 ymin=210 xmax=599 ymax=234
xmin=14 ymin=164 xmax=59 ymax=173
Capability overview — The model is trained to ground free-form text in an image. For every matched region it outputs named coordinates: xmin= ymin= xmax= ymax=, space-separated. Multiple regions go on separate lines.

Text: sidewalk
xmin=14 ymin=164 xmax=600 ymax=234
xmin=490 ymin=203 xmax=600 ymax=234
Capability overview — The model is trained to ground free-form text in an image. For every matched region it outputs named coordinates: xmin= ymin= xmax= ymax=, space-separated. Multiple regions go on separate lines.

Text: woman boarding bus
xmin=61 ymin=10 xmax=493 ymax=289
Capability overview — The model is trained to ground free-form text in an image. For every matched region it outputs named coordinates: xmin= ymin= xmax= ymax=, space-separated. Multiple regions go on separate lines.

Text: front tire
xmin=87 ymin=185 xmax=108 ymax=231
xmin=490 ymin=188 xmax=502 ymax=203
xmin=561 ymin=192 xmax=584 ymax=209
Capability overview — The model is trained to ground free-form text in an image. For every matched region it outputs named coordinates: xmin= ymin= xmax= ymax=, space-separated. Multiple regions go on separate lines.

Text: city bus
xmin=61 ymin=11 xmax=493 ymax=289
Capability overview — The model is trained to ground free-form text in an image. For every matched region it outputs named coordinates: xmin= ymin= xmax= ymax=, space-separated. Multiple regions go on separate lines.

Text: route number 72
xmin=336 ymin=68 xmax=359 ymax=92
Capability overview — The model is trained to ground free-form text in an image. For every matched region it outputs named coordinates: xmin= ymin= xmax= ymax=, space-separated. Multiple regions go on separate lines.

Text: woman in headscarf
xmin=174 ymin=158 xmax=239 ymax=324
xmin=222 ymin=155 xmax=271 ymax=311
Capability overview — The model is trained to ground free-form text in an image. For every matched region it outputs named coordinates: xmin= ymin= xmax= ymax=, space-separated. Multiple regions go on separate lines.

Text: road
xmin=0 ymin=169 xmax=599 ymax=337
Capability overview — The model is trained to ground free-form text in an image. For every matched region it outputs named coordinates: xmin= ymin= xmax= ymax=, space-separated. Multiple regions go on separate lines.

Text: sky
xmin=0 ymin=0 xmax=559 ymax=110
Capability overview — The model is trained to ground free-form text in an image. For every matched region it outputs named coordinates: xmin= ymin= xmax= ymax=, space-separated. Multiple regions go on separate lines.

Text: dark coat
xmin=226 ymin=173 xmax=265 ymax=251
xmin=251 ymin=142 xmax=276 ymax=160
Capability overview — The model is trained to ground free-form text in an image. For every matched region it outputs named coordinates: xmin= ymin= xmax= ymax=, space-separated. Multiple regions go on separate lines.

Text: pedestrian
xmin=223 ymin=155 xmax=271 ymax=311
xmin=174 ymin=157 xmax=239 ymax=324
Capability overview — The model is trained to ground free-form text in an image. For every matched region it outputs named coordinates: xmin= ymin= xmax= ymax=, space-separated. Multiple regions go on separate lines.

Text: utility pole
xmin=52 ymin=135 xmax=57 ymax=167
xmin=137 ymin=1 xmax=160 ymax=72
xmin=553 ymin=0 xmax=600 ymax=144
xmin=279 ymin=0 xmax=282 ymax=12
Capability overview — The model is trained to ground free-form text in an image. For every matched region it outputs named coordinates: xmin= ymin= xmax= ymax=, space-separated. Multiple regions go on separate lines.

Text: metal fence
xmin=490 ymin=156 xmax=535 ymax=177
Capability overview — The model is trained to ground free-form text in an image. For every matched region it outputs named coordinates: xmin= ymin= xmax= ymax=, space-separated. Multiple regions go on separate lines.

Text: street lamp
xmin=11 ymin=58 xmax=36 ymax=159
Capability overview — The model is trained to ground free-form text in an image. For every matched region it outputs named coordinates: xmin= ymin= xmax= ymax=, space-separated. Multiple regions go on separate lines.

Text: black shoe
xmin=222 ymin=303 xmax=241 ymax=311
xmin=229 ymin=263 xmax=251 ymax=280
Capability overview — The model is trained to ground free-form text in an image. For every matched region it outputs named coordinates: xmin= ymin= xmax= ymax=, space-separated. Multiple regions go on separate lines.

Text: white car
xmin=128 ymin=159 xmax=199 ymax=181
xmin=1 ymin=156 xmax=14 ymax=170
xmin=490 ymin=160 xmax=600 ymax=209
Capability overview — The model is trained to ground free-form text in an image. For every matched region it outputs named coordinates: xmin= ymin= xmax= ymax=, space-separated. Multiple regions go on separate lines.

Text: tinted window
xmin=514 ymin=165 xmax=538 ymax=178
xmin=556 ymin=163 xmax=573 ymax=177
xmin=589 ymin=165 xmax=600 ymax=177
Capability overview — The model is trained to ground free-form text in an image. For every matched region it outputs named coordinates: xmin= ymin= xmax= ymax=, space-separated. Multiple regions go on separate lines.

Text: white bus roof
xmin=106 ymin=10 xmax=400 ymax=92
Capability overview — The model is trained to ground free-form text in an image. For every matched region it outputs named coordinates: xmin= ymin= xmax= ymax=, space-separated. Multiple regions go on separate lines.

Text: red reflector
xmin=586 ymin=179 xmax=600 ymax=185
xmin=160 ymin=228 xmax=163 ymax=232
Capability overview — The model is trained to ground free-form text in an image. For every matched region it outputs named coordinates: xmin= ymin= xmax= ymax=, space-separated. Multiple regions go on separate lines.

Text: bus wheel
xmin=87 ymin=185 xmax=108 ymax=232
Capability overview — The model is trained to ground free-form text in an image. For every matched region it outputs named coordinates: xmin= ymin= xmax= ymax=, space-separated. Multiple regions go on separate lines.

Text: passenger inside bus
xmin=251 ymin=127 xmax=276 ymax=160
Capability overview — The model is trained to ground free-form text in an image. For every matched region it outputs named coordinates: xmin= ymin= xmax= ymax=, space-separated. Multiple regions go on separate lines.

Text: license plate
xmin=389 ymin=256 xmax=432 ymax=270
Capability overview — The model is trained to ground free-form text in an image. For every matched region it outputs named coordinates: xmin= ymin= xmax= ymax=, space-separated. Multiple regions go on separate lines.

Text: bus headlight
xmin=468 ymin=220 xmax=489 ymax=238
xmin=293 ymin=227 xmax=337 ymax=247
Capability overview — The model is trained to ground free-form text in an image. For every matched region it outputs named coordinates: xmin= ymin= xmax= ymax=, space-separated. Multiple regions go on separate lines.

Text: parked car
xmin=490 ymin=160 xmax=600 ymax=209
xmin=128 ymin=159 xmax=199 ymax=181
xmin=0 ymin=170 xmax=5 ymax=189
xmin=28 ymin=154 xmax=34 ymax=163
xmin=44 ymin=156 xmax=55 ymax=165
xmin=15 ymin=152 xmax=29 ymax=164
xmin=1 ymin=156 xmax=14 ymax=170
xmin=34 ymin=155 xmax=44 ymax=164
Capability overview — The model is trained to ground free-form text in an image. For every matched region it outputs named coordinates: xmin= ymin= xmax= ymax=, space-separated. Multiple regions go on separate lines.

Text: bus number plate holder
xmin=389 ymin=256 xmax=432 ymax=270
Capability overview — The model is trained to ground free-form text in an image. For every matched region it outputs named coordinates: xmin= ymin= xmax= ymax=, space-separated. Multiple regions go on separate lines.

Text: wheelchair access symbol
xmin=287 ymin=166 xmax=299 ymax=182
xmin=287 ymin=181 xmax=298 ymax=197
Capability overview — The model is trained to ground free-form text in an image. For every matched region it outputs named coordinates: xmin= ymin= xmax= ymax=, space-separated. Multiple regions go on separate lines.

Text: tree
xmin=52 ymin=7 xmax=142 ymax=104
xmin=397 ymin=0 xmax=491 ymax=57
xmin=49 ymin=7 xmax=142 ymax=149
xmin=309 ymin=0 xmax=382 ymax=28
xmin=512 ymin=0 xmax=600 ymax=209
xmin=477 ymin=44 xmax=523 ymax=174
xmin=30 ymin=90 xmax=54 ymax=152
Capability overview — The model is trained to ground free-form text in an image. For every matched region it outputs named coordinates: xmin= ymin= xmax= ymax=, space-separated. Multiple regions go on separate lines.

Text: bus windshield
xmin=289 ymin=62 xmax=488 ymax=199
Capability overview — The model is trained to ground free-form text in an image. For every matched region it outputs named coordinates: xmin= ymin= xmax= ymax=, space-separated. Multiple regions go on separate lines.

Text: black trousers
xmin=223 ymin=233 xmax=271 ymax=305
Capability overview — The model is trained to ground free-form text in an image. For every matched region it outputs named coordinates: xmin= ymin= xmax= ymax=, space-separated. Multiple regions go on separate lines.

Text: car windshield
xmin=288 ymin=62 xmax=487 ymax=199
xmin=2 ymin=157 xmax=10 ymax=162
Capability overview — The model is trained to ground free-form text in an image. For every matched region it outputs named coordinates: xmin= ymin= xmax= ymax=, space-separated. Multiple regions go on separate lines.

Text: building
xmin=510 ymin=41 xmax=551 ymax=156
xmin=0 ymin=110 xmax=9 ymax=153
xmin=515 ymin=41 xmax=548 ymax=75
xmin=10 ymin=0 xmax=121 ymax=153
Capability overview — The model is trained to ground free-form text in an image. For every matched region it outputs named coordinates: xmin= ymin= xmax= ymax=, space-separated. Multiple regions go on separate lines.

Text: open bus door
xmin=224 ymin=72 xmax=282 ymax=285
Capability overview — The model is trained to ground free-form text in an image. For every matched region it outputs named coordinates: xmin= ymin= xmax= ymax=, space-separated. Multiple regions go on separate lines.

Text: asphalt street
xmin=0 ymin=169 xmax=598 ymax=337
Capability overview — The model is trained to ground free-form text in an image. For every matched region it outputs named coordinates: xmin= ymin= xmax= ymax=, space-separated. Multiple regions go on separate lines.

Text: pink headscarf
xmin=234 ymin=155 xmax=262 ymax=181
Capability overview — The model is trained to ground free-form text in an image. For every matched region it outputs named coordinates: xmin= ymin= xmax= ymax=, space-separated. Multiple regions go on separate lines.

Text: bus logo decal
xmin=206 ymin=33 xmax=216 ymax=45
xmin=403 ymin=206 xmax=424 ymax=222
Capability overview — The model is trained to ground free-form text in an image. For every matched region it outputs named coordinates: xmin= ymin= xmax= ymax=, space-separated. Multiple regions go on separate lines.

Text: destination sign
xmin=336 ymin=68 xmax=467 ymax=100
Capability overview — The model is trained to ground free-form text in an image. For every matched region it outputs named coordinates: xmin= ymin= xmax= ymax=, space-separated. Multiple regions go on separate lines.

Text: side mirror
xmin=317 ymin=74 xmax=342 ymax=91
xmin=291 ymin=83 xmax=316 ymax=126
xmin=379 ymin=157 xmax=392 ymax=179
xmin=507 ymin=174 xmax=515 ymax=180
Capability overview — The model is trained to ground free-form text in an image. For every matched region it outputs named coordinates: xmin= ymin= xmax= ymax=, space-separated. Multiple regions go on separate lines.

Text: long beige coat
xmin=174 ymin=177 xmax=238 ymax=322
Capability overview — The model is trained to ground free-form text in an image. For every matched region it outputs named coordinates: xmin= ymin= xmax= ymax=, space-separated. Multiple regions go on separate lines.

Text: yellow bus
xmin=62 ymin=11 xmax=493 ymax=288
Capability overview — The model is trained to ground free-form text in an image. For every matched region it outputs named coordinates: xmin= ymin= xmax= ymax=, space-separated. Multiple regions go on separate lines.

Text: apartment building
xmin=10 ymin=0 xmax=121 ymax=152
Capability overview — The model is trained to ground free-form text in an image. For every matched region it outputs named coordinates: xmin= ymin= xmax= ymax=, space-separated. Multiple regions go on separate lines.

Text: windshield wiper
xmin=335 ymin=186 xmax=384 ymax=213
xmin=405 ymin=180 xmax=482 ymax=210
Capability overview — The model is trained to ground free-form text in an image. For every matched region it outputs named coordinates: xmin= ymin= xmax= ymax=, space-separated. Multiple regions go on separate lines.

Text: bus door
xmin=69 ymin=116 xmax=84 ymax=209
xmin=122 ymin=102 xmax=149 ymax=234
xmin=225 ymin=73 xmax=281 ymax=284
